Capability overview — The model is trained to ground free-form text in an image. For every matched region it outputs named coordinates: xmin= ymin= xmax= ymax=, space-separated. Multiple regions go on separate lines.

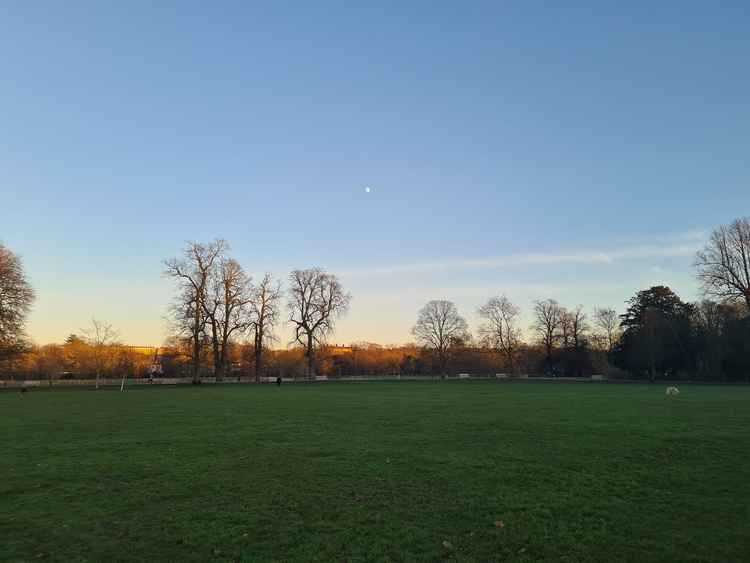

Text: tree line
xmin=162 ymin=239 xmax=351 ymax=382
xmin=1 ymin=217 xmax=748 ymax=382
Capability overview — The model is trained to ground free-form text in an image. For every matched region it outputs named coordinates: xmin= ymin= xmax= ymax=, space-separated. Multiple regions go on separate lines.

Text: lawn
xmin=2 ymin=381 xmax=749 ymax=562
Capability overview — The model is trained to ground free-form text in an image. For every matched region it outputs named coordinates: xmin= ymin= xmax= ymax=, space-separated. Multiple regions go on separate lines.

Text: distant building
xmin=126 ymin=346 xmax=161 ymax=356
xmin=328 ymin=345 xmax=353 ymax=356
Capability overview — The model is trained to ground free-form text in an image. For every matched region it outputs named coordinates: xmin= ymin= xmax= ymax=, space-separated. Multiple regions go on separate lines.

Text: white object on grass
xmin=665 ymin=386 xmax=680 ymax=395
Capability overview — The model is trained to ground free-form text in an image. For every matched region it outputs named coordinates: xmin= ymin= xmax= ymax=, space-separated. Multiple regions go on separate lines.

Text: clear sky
xmin=2 ymin=1 xmax=748 ymax=346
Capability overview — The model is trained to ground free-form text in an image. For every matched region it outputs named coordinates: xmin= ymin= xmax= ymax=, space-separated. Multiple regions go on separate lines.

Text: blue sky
xmin=2 ymin=1 xmax=748 ymax=345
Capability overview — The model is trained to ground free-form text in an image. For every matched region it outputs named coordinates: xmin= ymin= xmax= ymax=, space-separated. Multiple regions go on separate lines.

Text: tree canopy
xmin=0 ymin=243 xmax=35 ymax=360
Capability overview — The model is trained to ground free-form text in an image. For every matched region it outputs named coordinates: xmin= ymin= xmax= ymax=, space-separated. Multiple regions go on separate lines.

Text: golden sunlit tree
xmin=0 ymin=242 xmax=35 ymax=364
xmin=82 ymin=318 xmax=119 ymax=389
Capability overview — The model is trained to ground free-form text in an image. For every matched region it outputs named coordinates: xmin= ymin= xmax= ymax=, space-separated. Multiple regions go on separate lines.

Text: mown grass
xmin=2 ymin=381 xmax=749 ymax=562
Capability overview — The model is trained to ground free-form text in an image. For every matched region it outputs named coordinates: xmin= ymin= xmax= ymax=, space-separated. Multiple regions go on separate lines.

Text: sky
xmin=1 ymin=1 xmax=748 ymax=346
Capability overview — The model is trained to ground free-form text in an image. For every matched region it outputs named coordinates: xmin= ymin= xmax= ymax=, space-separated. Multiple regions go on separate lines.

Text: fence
xmin=1 ymin=373 xmax=607 ymax=389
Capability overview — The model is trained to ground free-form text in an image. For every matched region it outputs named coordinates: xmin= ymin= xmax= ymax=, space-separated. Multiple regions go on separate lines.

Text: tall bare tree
xmin=559 ymin=307 xmax=572 ymax=348
xmin=204 ymin=258 xmax=253 ymax=381
xmin=569 ymin=305 xmax=588 ymax=349
xmin=478 ymin=296 xmax=521 ymax=374
xmin=288 ymin=268 xmax=351 ymax=378
xmin=0 ymin=243 xmax=35 ymax=362
xmin=164 ymin=240 xmax=227 ymax=383
xmin=593 ymin=307 xmax=620 ymax=352
xmin=412 ymin=300 xmax=469 ymax=376
xmin=695 ymin=217 xmax=750 ymax=310
xmin=82 ymin=318 xmax=119 ymax=389
xmin=250 ymin=273 xmax=282 ymax=382
xmin=532 ymin=299 xmax=563 ymax=365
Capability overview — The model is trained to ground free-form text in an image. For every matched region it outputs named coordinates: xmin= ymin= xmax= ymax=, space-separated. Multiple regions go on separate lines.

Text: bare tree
xmin=412 ymin=300 xmax=469 ymax=376
xmin=250 ymin=273 xmax=282 ymax=382
xmin=478 ymin=296 xmax=521 ymax=374
xmin=532 ymin=299 xmax=564 ymax=365
xmin=82 ymin=318 xmax=119 ymax=389
xmin=0 ymin=243 xmax=35 ymax=361
xmin=559 ymin=307 xmax=572 ymax=348
xmin=204 ymin=258 xmax=253 ymax=381
xmin=288 ymin=268 xmax=351 ymax=378
xmin=569 ymin=305 xmax=588 ymax=349
xmin=164 ymin=240 xmax=227 ymax=383
xmin=593 ymin=307 xmax=620 ymax=352
xmin=695 ymin=217 xmax=750 ymax=310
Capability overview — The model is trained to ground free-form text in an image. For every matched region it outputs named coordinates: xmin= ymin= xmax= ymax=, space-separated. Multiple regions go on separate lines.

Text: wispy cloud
xmin=340 ymin=237 xmax=704 ymax=278
xmin=612 ymin=228 xmax=707 ymax=245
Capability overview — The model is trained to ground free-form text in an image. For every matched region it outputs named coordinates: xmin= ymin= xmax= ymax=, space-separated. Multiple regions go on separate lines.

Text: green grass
xmin=2 ymin=382 xmax=749 ymax=562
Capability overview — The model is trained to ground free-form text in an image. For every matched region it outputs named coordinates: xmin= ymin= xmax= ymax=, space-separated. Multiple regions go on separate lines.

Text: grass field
xmin=2 ymin=381 xmax=749 ymax=562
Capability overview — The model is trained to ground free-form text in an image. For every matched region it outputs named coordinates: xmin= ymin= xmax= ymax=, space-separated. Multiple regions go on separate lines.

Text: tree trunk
xmin=192 ymin=305 xmax=201 ymax=384
xmin=191 ymin=333 xmax=201 ymax=384
xmin=210 ymin=320 xmax=222 ymax=381
xmin=218 ymin=336 xmax=230 ymax=383
xmin=254 ymin=327 xmax=263 ymax=383
xmin=307 ymin=333 xmax=315 ymax=379
xmin=254 ymin=348 xmax=262 ymax=383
